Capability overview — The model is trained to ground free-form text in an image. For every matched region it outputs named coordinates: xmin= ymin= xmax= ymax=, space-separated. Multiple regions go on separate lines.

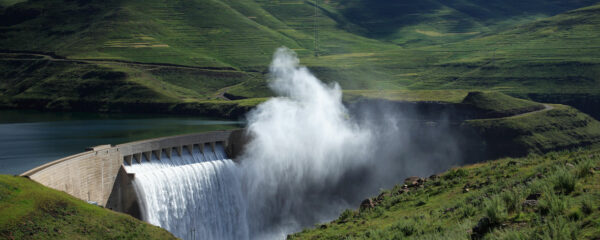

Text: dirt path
xmin=508 ymin=104 xmax=554 ymax=118
xmin=0 ymin=51 xmax=239 ymax=72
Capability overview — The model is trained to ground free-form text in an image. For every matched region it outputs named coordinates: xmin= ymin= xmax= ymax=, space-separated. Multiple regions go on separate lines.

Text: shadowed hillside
xmin=329 ymin=0 xmax=598 ymax=46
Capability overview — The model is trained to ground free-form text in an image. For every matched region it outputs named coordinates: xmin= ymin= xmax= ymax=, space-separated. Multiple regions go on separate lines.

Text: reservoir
xmin=0 ymin=110 xmax=242 ymax=175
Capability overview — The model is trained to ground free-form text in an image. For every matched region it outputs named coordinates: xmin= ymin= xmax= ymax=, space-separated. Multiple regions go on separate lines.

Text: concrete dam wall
xmin=20 ymin=129 xmax=247 ymax=218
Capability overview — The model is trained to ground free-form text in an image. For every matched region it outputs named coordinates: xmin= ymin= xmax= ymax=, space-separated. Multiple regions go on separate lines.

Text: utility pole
xmin=314 ymin=0 xmax=319 ymax=57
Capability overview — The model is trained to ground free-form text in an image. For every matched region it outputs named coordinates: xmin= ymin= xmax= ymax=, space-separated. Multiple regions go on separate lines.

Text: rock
xmin=526 ymin=193 xmax=541 ymax=200
xmin=463 ymin=188 xmax=470 ymax=193
xmin=443 ymin=207 xmax=455 ymax=214
xmin=522 ymin=200 xmax=538 ymax=207
xmin=471 ymin=217 xmax=492 ymax=239
xmin=405 ymin=176 xmax=421 ymax=185
xmin=360 ymin=198 xmax=374 ymax=210
xmin=374 ymin=192 xmax=390 ymax=205
xmin=376 ymin=192 xmax=390 ymax=201
xmin=566 ymin=163 xmax=575 ymax=168
xmin=536 ymin=173 xmax=543 ymax=178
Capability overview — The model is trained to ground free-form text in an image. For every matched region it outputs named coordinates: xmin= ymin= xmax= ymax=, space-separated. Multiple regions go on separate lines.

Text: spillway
xmin=123 ymin=143 xmax=249 ymax=240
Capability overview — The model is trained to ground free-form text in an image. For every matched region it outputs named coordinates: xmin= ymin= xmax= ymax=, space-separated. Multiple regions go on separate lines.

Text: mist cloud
xmin=240 ymin=48 xmax=372 ymax=238
xmin=239 ymin=47 xmax=483 ymax=239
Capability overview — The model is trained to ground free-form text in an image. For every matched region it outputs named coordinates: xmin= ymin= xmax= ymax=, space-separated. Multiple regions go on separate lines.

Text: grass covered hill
xmin=0 ymin=175 xmax=176 ymax=239
xmin=289 ymin=147 xmax=600 ymax=240
xmin=327 ymin=0 xmax=597 ymax=46
xmin=291 ymin=92 xmax=600 ymax=239
xmin=0 ymin=0 xmax=599 ymax=118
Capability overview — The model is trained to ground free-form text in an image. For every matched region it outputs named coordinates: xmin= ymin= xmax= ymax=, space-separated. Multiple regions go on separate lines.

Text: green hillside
xmin=466 ymin=104 xmax=600 ymax=157
xmin=0 ymin=175 xmax=176 ymax=239
xmin=0 ymin=0 xmax=599 ymax=118
xmin=290 ymin=147 xmax=600 ymax=240
xmin=327 ymin=0 xmax=597 ymax=46
xmin=414 ymin=3 xmax=600 ymax=92
xmin=291 ymin=92 xmax=600 ymax=239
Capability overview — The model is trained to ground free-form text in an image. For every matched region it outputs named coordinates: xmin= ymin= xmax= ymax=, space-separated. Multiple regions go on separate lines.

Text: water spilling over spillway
xmin=124 ymin=143 xmax=249 ymax=240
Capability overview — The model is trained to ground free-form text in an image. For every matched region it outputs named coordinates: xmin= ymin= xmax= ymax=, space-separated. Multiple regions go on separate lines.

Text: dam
xmin=20 ymin=129 xmax=249 ymax=238
xmin=16 ymin=100 xmax=491 ymax=239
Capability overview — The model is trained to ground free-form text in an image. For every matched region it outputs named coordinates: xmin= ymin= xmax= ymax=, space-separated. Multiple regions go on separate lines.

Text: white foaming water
xmin=126 ymin=48 xmax=375 ymax=239
xmin=124 ymin=143 xmax=249 ymax=240
xmin=241 ymin=48 xmax=372 ymax=237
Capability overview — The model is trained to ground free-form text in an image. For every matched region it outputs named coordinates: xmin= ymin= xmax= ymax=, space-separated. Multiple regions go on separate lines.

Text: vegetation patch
xmin=462 ymin=91 xmax=545 ymax=118
xmin=465 ymin=104 xmax=600 ymax=157
xmin=0 ymin=175 xmax=176 ymax=240
xmin=290 ymin=147 xmax=600 ymax=239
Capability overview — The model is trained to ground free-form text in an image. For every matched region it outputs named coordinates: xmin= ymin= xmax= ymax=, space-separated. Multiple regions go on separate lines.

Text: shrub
xmin=339 ymin=209 xmax=355 ymax=222
xmin=567 ymin=208 xmax=582 ymax=221
xmin=390 ymin=217 xmax=423 ymax=237
xmin=553 ymin=168 xmax=576 ymax=194
xmin=501 ymin=188 xmax=522 ymax=213
xmin=373 ymin=207 xmax=385 ymax=217
xmin=526 ymin=180 xmax=545 ymax=195
xmin=536 ymin=217 xmax=579 ymax=240
xmin=414 ymin=220 xmax=472 ymax=240
xmin=580 ymin=196 xmax=594 ymax=215
xmin=484 ymin=195 xmax=505 ymax=225
xmin=443 ymin=169 xmax=468 ymax=180
xmin=575 ymin=159 xmax=594 ymax=179
xmin=538 ymin=186 xmax=568 ymax=216
xmin=462 ymin=203 xmax=477 ymax=218
xmin=487 ymin=228 xmax=532 ymax=240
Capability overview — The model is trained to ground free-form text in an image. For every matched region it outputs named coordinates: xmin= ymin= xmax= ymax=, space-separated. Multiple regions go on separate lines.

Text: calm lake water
xmin=0 ymin=110 xmax=244 ymax=175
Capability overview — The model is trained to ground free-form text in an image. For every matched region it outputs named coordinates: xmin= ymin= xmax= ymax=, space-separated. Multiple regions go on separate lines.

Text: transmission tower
xmin=314 ymin=0 xmax=319 ymax=57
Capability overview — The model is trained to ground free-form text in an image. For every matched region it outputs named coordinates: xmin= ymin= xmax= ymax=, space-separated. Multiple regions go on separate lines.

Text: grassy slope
xmin=292 ymin=92 xmax=600 ymax=239
xmin=461 ymin=91 xmax=544 ymax=117
xmin=0 ymin=175 xmax=176 ymax=239
xmin=0 ymin=1 xmax=599 ymax=118
xmin=325 ymin=0 xmax=597 ymax=47
xmin=290 ymin=147 xmax=600 ymax=240
xmin=345 ymin=91 xmax=600 ymax=157
xmin=413 ymin=3 xmax=600 ymax=94
xmin=0 ymin=0 xmax=24 ymax=7
xmin=466 ymin=104 xmax=600 ymax=157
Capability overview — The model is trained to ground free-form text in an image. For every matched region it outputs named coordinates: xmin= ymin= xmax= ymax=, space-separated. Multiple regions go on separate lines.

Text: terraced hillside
xmin=0 ymin=0 xmax=599 ymax=118
xmin=325 ymin=0 xmax=598 ymax=46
